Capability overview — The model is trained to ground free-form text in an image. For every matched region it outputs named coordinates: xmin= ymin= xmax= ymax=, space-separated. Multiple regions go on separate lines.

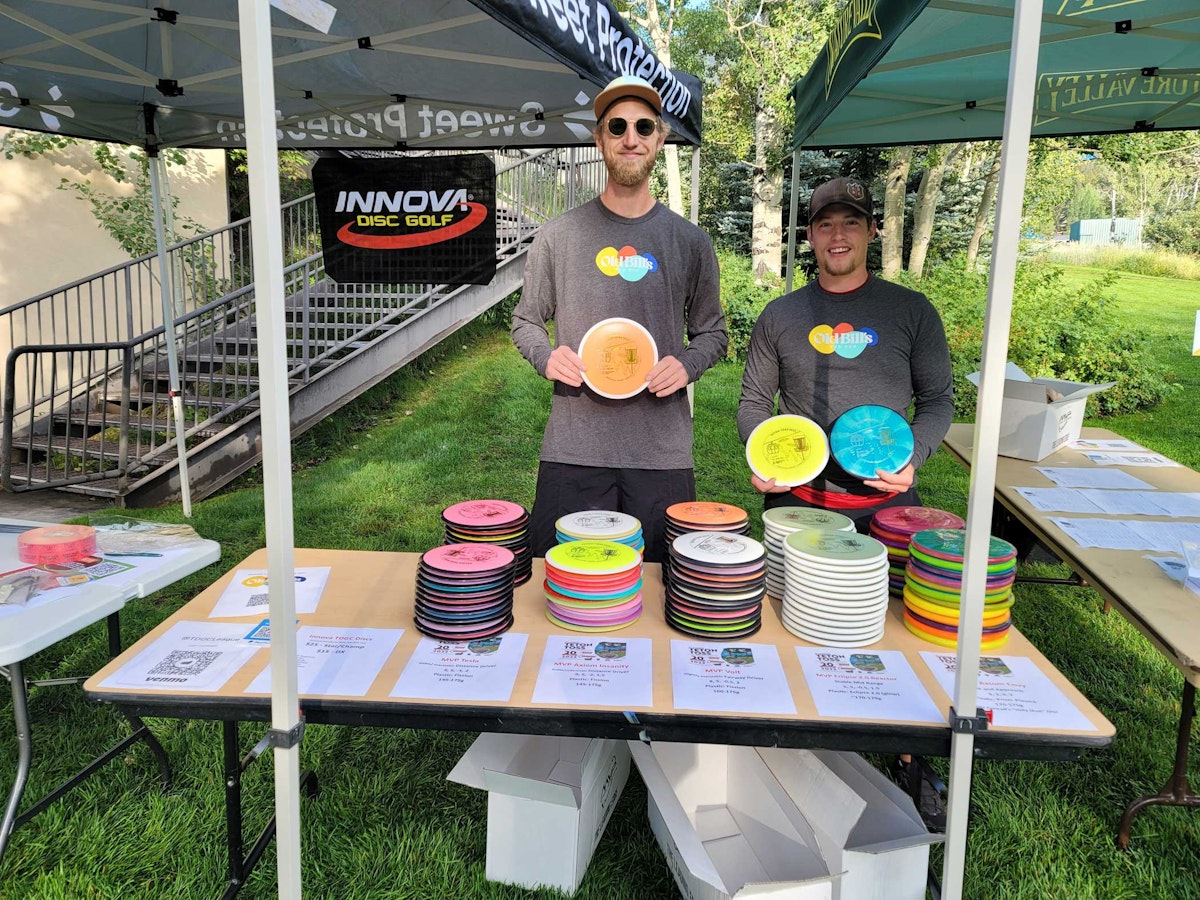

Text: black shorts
xmin=530 ymin=462 xmax=696 ymax=564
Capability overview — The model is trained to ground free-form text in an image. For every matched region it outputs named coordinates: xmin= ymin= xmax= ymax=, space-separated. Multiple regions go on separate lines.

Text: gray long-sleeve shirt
xmin=512 ymin=198 xmax=727 ymax=469
xmin=737 ymin=275 xmax=953 ymax=493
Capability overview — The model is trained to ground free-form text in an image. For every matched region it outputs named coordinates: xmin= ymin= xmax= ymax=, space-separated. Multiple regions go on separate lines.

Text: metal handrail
xmin=0 ymin=146 xmax=604 ymax=497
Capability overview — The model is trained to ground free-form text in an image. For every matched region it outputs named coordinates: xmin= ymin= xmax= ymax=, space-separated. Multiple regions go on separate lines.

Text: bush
xmin=910 ymin=260 xmax=1177 ymax=418
xmin=717 ymin=250 xmax=793 ymax=360
xmin=1144 ymin=207 xmax=1200 ymax=257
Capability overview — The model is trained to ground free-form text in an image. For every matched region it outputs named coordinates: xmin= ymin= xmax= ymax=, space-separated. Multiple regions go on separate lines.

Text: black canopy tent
xmin=784 ymin=3 xmax=1199 ymax=898
xmin=0 ymin=0 xmax=703 ymax=149
xmin=1 ymin=2 xmax=702 ymax=894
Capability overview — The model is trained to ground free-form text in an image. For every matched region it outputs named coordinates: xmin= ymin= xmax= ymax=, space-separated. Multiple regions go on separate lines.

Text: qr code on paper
xmin=248 ymin=592 xmax=270 ymax=608
xmin=146 ymin=650 xmax=220 ymax=682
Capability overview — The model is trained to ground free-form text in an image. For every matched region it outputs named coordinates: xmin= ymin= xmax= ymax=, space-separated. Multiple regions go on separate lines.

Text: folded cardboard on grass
xmin=447 ymin=733 xmax=630 ymax=895
xmin=755 ymin=747 xmax=943 ymax=900
xmin=967 ymin=363 xmax=1114 ymax=461
xmin=629 ymin=740 xmax=838 ymax=899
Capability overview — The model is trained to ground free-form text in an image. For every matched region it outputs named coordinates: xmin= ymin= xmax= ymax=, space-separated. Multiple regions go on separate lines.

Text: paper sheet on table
xmin=1015 ymin=487 xmax=1104 ymax=513
xmin=921 ymin=652 xmax=1097 ymax=731
xmin=795 ymin=647 xmax=944 ymax=722
xmin=1048 ymin=517 xmax=1147 ymax=550
xmin=1035 ymin=467 xmax=1152 ymax=490
xmin=669 ymin=640 xmax=796 ymax=715
xmin=391 ymin=632 xmax=528 ymax=702
xmin=1147 ymin=556 xmax=1200 ymax=598
xmin=1082 ymin=451 xmax=1178 ymax=468
xmin=99 ymin=621 xmax=260 ymax=691
xmin=208 ymin=566 xmax=331 ymax=618
xmin=531 ymin=635 xmax=653 ymax=708
xmin=1019 ymin=489 xmax=1200 ymax=517
xmin=246 ymin=626 xmax=403 ymax=696
xmin=1070 ymin=438 xmax=1146 ymax=452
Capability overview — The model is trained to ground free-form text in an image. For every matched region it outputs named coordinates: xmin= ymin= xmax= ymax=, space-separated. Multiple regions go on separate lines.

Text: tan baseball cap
xmin=808 ymin=176 xmax=874 ymax=224
xmin=593 ymin=75 xmax=662 ymax=121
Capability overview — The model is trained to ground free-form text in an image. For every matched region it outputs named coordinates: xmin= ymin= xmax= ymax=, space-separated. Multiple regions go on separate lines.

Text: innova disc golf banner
xmin=314 ymin=155 xmax=497 ymax=285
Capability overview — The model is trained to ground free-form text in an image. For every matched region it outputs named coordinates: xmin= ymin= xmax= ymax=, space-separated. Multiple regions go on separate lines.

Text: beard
xmin=604 ymin=145 xmax=657 ymax=187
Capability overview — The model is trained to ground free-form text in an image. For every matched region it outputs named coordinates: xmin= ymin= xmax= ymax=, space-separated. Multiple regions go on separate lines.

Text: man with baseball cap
xmin=511 ymin=74 xmax=727 ymax=563
xmin=735 ymin=175 xmax=953 ymax=532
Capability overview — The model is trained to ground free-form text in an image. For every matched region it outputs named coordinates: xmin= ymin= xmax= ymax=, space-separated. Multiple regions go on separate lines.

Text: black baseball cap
xmin=808 ymin=176 xmax=873 ymax=224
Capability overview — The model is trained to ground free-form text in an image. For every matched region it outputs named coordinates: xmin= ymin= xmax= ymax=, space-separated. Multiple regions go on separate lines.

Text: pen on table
xmin=105 ymin=552 xmax=163 ymax=557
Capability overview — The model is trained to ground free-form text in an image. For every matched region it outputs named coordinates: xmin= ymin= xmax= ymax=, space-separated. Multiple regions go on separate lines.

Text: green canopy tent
xmin=784 ymin=2 xmax=1199 ymax=898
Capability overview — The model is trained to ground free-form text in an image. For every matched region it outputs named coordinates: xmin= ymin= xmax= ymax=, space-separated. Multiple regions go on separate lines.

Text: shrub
xmin=1144 ymin=207 xmax=1200 ymax=257
xmin=910 ymin=260 xmax=1177 ymax=418
xmin=718 ymin=250 xmax=793 ymax=360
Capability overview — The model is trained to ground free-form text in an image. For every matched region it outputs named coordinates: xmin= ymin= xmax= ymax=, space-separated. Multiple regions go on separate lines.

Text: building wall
xmin=0 ymin=131 xmax=228 ymax=307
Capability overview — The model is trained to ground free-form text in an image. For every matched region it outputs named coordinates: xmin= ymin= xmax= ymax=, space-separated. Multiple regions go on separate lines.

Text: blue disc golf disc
xmin=829 ymin=405 xmax=915 ymax=479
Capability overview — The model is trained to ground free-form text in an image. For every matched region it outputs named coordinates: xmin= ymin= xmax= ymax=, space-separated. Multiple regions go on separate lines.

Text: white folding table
xmin=0 ymin=518 xmax=220 ymax=863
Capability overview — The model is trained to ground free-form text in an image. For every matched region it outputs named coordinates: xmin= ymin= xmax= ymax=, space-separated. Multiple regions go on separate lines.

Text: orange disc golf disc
xmin=577 ymin=317 xmax=658 ymax=400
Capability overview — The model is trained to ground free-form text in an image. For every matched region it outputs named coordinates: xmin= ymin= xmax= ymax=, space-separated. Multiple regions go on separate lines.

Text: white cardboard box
xmin=629 ymin=741 xmax=837 ymax=900
xmin=967 ymin=362 xmax=1113 ymax=461
xmin=447 ymin=733 xmax=630 ymax=895
xmin=755 ymin=748 xmax=943 ymax=900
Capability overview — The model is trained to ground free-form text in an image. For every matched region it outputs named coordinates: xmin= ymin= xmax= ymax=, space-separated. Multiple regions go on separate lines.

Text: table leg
xmin=1116 ymin=681 xmax=1200 ymax=849
xmin=218 ymin=721 xmax=318 ymax=899
xmin=0 ymin=662 xmax=32 ymax=866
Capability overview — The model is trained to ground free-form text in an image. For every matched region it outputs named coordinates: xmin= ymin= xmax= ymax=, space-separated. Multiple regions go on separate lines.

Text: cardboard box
xmin=966 ymin=363 xmax=1113 ymax=461
xmin=447 ymin=733 xmax=630 ymax=895
xmin=629 ymin=741 xmax=837 ymax=899
xmin=755 ymin=748 xmax=943 ymax=900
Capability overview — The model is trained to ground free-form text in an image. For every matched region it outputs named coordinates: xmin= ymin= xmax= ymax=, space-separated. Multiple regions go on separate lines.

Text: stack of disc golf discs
xmin=543 ymin=540 xmax=643 ymax=632
xmin=869 ymin=506 xmax=966 ymax=597
xmin=781 ymin=529 xmax=890 ymax=647
xmin=414 ymin=543 xmax=516 ymax=640
xmin=761 ymin=507 xmax=855 ymax=599
xmin=441 ymin=500 xmax=533 ymax=586
xmin=829 ymin=405 xmax=915 ymax=479
xmin=665 ymin=531 xmax=766 ymax=640
xmin=663 ymin=502 xmax=751 ymax=574
xmin=903 ymin=528 xmax=1017 ymax=649
xmin=555 ymin=511 xmax=645 ymax=556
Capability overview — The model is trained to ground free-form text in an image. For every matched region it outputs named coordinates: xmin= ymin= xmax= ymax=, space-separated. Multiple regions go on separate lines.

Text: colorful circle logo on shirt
xmin=808 ymin=322 xmax=879 ymax=358
xmin=596 ymin=245 xmax=659 ymax=282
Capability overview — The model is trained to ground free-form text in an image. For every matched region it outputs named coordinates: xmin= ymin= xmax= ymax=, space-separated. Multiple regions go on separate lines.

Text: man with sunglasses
xmin=511 ymin=75 xmax=727 ymax=564
xmin=736 ymin=176 xmax=953 ymax=534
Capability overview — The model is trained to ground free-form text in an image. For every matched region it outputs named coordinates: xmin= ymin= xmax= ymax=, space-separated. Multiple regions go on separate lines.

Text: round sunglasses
xmin=605 ymin=116 xmax=658 ymax=138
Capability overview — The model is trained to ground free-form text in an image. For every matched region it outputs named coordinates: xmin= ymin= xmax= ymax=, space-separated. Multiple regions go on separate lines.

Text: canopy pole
xmin=147 ymin=152 xmax=193 ymax=518
xmin=237 ymin=1 xmax=303 ymax=897
xmin=690 ymin=145 xmax=700 ymax=225
xmin=942 ymin=1 xmax=1044 ymax=897
xmin=785 ymin=147 xmax=801 ymax=293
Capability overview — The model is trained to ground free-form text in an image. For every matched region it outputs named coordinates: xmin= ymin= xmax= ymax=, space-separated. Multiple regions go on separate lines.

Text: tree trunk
xmin=638 ymin=1 xmax=684 ymax=215
xmin=881 ymin=146 xmax=913 ymax=278
xmin=966 ymin=152 xmax=1001 ymax=272
xmin=907 ymin=144 xmax=960 ymax=278
xmin=751 ymin=93 xmax=783 ymax=281
xmin=663 ymin=145 xmax=684 ymax=215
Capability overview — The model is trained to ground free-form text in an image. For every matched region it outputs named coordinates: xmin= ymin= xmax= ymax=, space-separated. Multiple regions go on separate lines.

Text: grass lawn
xmin=1 ymin=266 xmax=1199 ymax=898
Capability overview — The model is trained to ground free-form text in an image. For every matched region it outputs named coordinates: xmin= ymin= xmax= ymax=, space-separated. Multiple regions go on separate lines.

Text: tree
xmin=703 ymin=0 xmax=841 ymax=280
xmin=907 ymin=143 xmax=961 ymax=278
xmin=881 ymin=147 xmax=913 ymax=278
xmin=620 ymin=0 xmax=687 ymax=214
xmin=966 ymin=149 xmax=1000 ymax=272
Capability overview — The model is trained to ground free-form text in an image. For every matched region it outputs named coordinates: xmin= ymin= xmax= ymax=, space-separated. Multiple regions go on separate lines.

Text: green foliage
xmin=908 ymin=260 xmax=1177 ymax=418
xmin=717 ymin=249 xmax=789 ymax=360
xmin=1 ymin=128 xmax=203 ymax=258
xmin=1144 ymin=206 xmax=1200 ymax=256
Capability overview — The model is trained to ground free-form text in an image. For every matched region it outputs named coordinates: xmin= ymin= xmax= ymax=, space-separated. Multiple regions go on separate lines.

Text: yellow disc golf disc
xmin=745 ymin=415 xmax=830 ymax=487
